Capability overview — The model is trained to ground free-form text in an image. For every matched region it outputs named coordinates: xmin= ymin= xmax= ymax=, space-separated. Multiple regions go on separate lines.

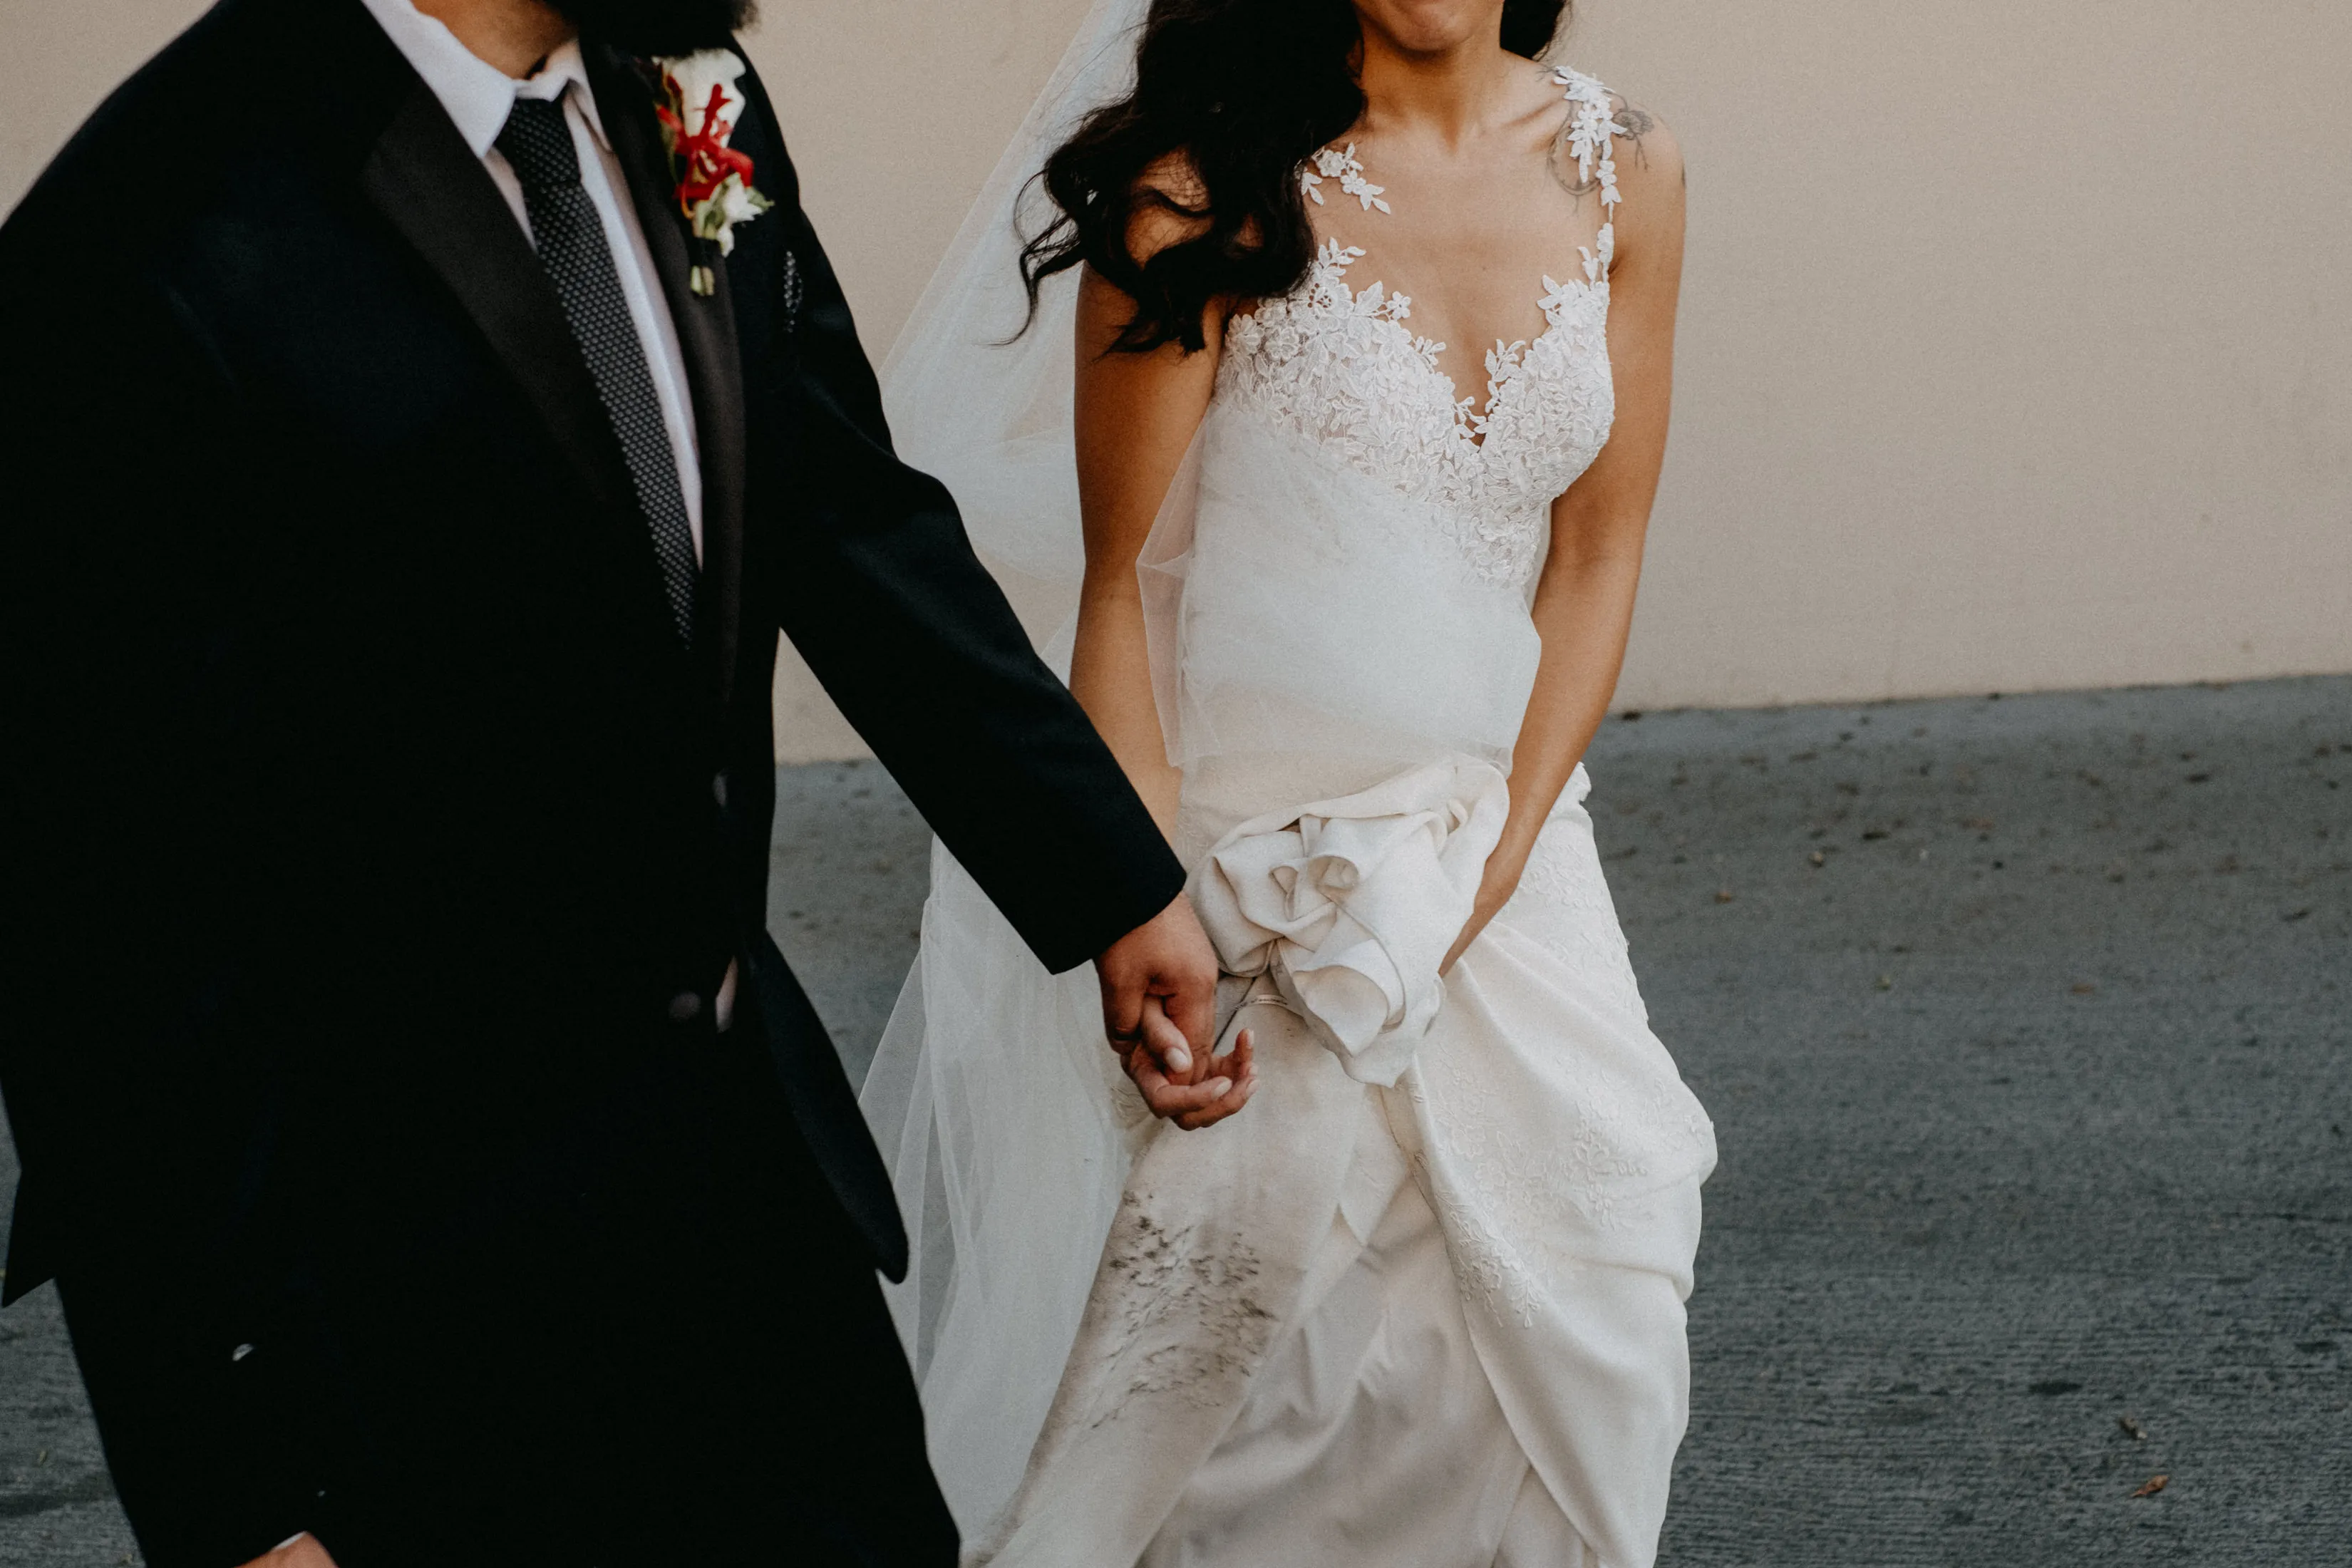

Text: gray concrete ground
xmin=4 ymin=676 xmax=2346 ymax=1565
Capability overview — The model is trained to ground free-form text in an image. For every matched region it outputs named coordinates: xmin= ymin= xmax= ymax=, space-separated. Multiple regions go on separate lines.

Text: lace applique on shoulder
xmin=1553 ymin=69 xmax=1625 ymax=207
xmin=1300 ymin=143 xmax=1391 ymax=212
xmin=1552 ymin=66 xmax=1629 ymax=288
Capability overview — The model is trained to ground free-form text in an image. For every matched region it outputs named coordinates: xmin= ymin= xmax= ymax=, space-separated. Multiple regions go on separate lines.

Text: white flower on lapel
xmin=651 ymin=48 xmax=773 ymax=295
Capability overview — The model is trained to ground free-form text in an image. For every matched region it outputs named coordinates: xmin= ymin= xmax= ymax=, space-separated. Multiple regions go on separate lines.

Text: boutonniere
xmin=651 ymin=48 xmax=772 ymax=296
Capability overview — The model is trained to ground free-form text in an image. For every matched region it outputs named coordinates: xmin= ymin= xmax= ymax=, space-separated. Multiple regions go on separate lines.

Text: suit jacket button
xmin=668 ymin=991 xmax=704 ymax=1023
xmin=711 ymin=770 xmax=730 ymax=808
xmin=232 ymin=1343 xmax=255 ymax=1363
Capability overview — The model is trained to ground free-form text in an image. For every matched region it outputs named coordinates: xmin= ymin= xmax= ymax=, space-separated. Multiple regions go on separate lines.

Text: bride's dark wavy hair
xmin=1020 ymin=0 xmax=1568 ymax=355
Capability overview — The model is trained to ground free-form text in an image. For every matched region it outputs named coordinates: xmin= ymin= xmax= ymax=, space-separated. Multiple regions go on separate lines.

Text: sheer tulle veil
xmin=877 ymin=0 xmax=1151 ymax=603
xmin=857 ymin=0 xmax=1162 ymax=1537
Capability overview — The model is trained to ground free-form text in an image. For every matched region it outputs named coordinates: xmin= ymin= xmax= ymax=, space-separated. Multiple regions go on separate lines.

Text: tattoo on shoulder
xmin=1613 ymin=96 xmax=1658 ymax=172
xmin=1546 ymin=91 xmax=1663 ymax=200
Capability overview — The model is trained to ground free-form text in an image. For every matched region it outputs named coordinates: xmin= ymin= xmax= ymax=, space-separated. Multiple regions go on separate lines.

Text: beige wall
xmin=1 ymin=0 xmax=210 ymax=195
xmin=11 ymin=1 xmax=2348 ymax=763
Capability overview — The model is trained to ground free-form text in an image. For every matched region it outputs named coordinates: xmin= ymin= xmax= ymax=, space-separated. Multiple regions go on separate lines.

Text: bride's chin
xmin=1353 ymin=0 xmax=1505 ymax=58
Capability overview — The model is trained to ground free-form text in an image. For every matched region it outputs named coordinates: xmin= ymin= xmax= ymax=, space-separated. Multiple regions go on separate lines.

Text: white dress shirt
xmin=359 ymin=0 xmax=706 ymax=561
xmin=357 ymin=0 xmax=738 ymax=1044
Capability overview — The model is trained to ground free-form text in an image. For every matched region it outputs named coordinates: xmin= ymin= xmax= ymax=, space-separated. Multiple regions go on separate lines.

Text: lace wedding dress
xmin=861 ymin=11 xmax=1716 ymax=1565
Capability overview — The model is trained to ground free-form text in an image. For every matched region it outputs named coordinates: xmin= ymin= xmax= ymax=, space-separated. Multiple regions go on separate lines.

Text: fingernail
xmin=1169 ymin=1048 xmax=1192 ymax=1073
xmin=1207 ymin=1078 xmax=1232 ymax=1096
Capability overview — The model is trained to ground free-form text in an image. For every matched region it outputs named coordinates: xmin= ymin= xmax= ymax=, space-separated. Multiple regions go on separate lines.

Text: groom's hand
xmin=1095 ymin=894 xmax=1255 ymax=1128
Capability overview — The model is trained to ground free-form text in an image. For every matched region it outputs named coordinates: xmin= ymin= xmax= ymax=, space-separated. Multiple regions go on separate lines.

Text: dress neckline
xmin=1302 ymin=239 xmax=1606 ymax=453
xmin=1292 ymin=66 xmax=1629 ymax=442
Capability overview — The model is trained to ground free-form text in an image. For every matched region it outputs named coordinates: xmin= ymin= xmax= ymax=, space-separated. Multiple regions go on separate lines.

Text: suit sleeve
xmin=729 ymin=79 xmax=1187 ymax=976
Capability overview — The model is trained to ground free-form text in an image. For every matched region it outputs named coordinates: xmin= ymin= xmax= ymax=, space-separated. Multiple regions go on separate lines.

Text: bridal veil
xmin=857 ymin=0 xmax=1160 ymax=1536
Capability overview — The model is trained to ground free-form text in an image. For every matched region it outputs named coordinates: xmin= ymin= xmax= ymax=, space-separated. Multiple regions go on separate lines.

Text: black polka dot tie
xmin=497 ymin=96 xmax=698 ymax=642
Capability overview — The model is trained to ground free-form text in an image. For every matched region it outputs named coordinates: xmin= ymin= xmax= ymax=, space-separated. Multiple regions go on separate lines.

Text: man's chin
xmin=550 ymin=0 xmax=758 ymax=57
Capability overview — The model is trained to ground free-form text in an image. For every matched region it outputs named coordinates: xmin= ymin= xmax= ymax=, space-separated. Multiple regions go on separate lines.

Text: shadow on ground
xmin=4 ymin=677 xmax=2346 ymax=1565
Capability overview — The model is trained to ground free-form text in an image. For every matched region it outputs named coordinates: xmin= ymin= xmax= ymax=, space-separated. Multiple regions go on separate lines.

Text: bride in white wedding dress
xmin=860 ymin=1 xmax=1716 ymax=1564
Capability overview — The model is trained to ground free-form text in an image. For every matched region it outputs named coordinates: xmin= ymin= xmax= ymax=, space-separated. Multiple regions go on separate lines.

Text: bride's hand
xmin=1098 ymin=892 xmax=1256 ymax=1127
xmin=1120 ymin=1003 xmax=1257 ymax=1130
xmin=1441 ymin=857 xmax=1528 ymax=976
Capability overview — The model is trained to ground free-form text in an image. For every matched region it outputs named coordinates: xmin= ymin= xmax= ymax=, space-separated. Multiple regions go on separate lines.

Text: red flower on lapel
xmin=651 ymin=50 xmax=772 ymax=296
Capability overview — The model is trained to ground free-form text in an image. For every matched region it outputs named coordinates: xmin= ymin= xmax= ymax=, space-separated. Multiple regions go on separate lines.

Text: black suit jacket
xmin=0 ymin=0 xmax=1182 ymax=1303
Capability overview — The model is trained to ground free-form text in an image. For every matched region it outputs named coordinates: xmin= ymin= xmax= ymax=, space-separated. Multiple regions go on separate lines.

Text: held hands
xmin=237 ymin=1535 xmax=338 ymax=1568
xmin=1095 ymin=894 xmax=1257 ymax=1130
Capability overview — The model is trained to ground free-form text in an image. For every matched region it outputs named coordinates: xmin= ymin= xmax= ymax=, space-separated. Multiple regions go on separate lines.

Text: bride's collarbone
xmin=1319 ymin=86 xmax=1615 ymax=303
xmin=1303 ymin=153 xmax=1610 ymax=373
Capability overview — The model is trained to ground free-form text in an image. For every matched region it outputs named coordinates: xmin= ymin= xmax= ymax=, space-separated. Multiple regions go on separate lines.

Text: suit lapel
xmin=360 ymin=83 xmax=639 ymax=529
xmin=587 ymin=44 xmax=751 ymax=709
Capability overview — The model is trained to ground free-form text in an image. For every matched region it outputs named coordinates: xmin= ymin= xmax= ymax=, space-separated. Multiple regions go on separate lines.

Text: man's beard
xmin=550 ymin=0 xmax=757 ymax=56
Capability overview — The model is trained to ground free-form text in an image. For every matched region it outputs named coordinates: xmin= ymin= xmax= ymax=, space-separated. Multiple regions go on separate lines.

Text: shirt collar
xmin=519 ymin=41 xmax=613 ymax=153
xmin=359 ymin=0 xmax=610 ymax=160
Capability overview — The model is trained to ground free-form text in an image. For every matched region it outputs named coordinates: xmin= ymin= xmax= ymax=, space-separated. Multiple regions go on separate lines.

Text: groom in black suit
xmin=0 ymin=0 xmax=1232 ymax=1563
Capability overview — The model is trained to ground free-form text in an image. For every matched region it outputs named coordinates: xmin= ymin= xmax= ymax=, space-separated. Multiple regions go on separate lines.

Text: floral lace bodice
xmin=1216 ymin=66 xmax=1627 ymax=591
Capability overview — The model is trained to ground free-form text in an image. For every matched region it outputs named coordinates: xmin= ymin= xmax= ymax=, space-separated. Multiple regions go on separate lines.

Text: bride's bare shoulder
xmin=1601 ymin=90 xmax=1684 ymax=203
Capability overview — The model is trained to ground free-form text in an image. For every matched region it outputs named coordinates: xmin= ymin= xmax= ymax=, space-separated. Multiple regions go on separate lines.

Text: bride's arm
xmin=1445 ymin=108 xmax=1688 ymax=971
xmin=1068 ymin=197 xmax=1227 ymax=838
xmin=1067 ymin=188 xmax=1260 ymax=1129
